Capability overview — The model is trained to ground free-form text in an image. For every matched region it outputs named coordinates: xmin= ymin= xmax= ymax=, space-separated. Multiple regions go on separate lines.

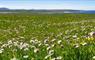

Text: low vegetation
xmin=0 ymin=13 xmax=95 ymax=60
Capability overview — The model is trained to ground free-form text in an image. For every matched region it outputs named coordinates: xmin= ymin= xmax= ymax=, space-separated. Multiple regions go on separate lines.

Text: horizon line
xmin=0 ymin=7 xmax=95 ymax=10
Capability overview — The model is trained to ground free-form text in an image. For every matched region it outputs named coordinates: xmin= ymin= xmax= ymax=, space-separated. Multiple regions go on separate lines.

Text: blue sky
xmin=0 ymin=0 xmax=95 ymax=10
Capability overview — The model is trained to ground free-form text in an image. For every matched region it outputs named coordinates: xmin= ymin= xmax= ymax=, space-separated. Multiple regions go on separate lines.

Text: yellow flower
xmin=80 ymin=42 xmax=87 ymax=46
xmin=87 ymin=37 xmax=94 ymax=41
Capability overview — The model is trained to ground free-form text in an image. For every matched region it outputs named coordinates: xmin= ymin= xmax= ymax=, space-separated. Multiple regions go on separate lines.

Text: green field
xmin=0 ymin=13 xmax=95 ymax=60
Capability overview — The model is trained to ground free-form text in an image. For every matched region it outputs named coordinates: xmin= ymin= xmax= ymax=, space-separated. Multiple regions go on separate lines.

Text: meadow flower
xmin=47 ymin=46 xmax=51 ymax=51
xmin=74 ymin=44 xmax=79 ymax=48
xmin=87 ymin=32 xmax=95 ymax=40
xmin=35 ymin=39 xmax=39 ymax=42
xmin=72 ymin=35 xmax=77 ymax=39
xmin=0 ymin=48 xmax=4 ymax=54
xmin=19 ymin=42 xmax=29 ymax=49
xmin=56 ymin=56 xmax=62 ymax=60
xmin=93 ymin=56 xmax=95 ymax=59
xmin=30 ymin=39 xmax=35 ymax=43
xmin=1 ymin=44 xmax=8 ymax=48
xmin=89 ymin=32 xmax=95 ymax=37
xmin=51 ymin=44 xmax=55 ymax=47
xmin=48 ymin=50 xmax=54 ymax=55
xmin=10 ymin=57 xmax=18 ymax=60
xmin=34 ymin=48 xmax=39 ymax=53
xmin=81 ymin=42 xmax=87 ymax=46
xmin=44 ymin=54 xmax=52 ymax=59
xmin=45 ymin=44 xmax=49 ymax=46
xmin=51 ymin=39 xmax=56 ymax=42
xmin=23 ymin=55 xmax=29 ymax=59
xmin=57 ymin=40 xmax=62 ymax=44
xmin=8 ymin=40 xmax=12 ymax=45
xmin=38 ymin=43 xmax=42 ymax=47
xmin=13 ymin=41 xmax=18 ymax=46
xmin=44 ymin=39 xmax=48 ymax=44
xmin=87 ymin=36 xmax=94 ymax=40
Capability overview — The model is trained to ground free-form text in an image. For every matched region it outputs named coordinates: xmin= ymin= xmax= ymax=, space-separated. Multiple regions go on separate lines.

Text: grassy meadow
xmin=0 ymin=13 xmax=95 ymax=60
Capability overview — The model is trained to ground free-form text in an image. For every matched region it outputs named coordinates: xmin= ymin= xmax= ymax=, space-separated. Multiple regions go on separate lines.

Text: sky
xmin=0 ymin=0 xmax=95 ymax=10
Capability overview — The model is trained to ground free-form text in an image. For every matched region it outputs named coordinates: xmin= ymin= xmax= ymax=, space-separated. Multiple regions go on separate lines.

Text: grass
xmin=0 ymin=13 xmax=95 ymax=60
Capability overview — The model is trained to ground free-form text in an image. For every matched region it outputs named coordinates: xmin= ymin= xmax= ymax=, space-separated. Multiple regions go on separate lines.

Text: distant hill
xmin=0 ymin=8 xmax=9 ymax=10
xmin=0 ymin=7 xmax=95 ymax=14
